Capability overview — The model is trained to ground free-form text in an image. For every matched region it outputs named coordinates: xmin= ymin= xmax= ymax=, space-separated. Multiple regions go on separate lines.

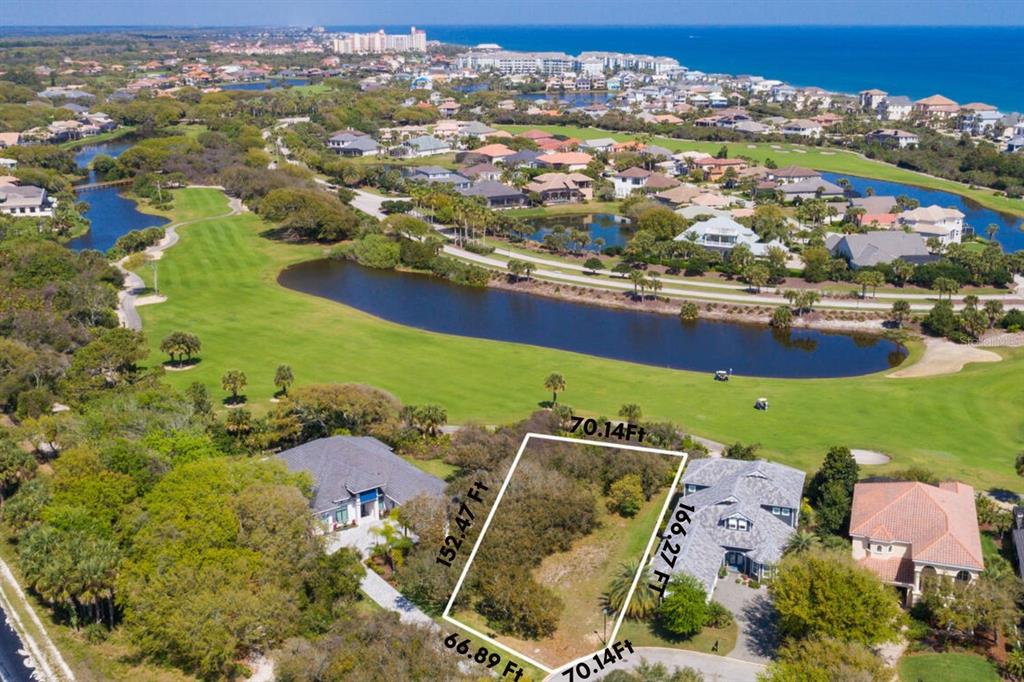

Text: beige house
xmin=524 ymin=172 xmax=593 ymax=204
xmin=898 ymin=205 xmax=965 ymax=246
xmin=850 ymin=481 xmax=984 ymax=607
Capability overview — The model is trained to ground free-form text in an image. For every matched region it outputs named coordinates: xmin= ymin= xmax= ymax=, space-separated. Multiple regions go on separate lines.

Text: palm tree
xmin=544 ymin=373 xmax=566 ymax=404
xmin=370 ymin=521 xmax=413 ymax=572
xmin=628 ymin=269 xmax=646 ymax=299
xmin=933 ymin=276 xmax=959 ymax=301
xmin=618 ymin=403 xmax=642 ymax=423
xmin=603 ymin=560 xmax=657 ymax=619
xmin=273 ymin=364 xmax=294 ymax=396
xmin=784 ymin=530 xmax=820 ymax=555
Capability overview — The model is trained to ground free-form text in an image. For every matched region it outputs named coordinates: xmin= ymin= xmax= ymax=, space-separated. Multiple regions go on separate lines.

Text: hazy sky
xmin=5 ymin=0 xmax=1023 ymax=27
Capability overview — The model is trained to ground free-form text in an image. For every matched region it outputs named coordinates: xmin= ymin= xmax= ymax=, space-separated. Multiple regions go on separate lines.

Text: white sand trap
xmin=770 ymin=145 xmax=782 ymax=149
xmin=747 ymin=144 xmax=757 ymax=148
xmin=776 ymin=150 xmax=790 ymax=153
xmin=135 ymin=294 xmax=167 ymax=306
xmin=888 ymin=337 xmax=1000 ymax=378
xmin=793 ymin=149 xmax=806 ymax=153
xmin=851 ymin=449 xmax=891 ymax=465
xmin=821 ymin=151 xmax=835 ymax=155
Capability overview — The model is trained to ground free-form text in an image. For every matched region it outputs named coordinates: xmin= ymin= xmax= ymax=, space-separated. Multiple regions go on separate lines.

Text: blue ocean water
xmin=336 ymin=25 xmax=1024 ymax=112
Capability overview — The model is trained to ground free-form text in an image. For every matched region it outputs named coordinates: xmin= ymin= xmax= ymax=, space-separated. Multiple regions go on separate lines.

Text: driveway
xmin=712 ymin=575 xmax=778 ymax=663
xmin=578 ymin=647 xmax=764 ymax=682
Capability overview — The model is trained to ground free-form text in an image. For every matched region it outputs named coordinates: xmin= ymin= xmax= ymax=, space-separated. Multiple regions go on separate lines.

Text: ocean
xmin=334 ymin=25 xmax=1024 ymax=112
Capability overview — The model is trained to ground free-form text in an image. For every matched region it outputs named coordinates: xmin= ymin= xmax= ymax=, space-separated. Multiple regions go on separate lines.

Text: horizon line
xmin=2 ymin=23 xmax=1023 ymax=29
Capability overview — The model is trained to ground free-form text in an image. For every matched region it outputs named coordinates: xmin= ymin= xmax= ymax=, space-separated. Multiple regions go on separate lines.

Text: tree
xmin=771 ymin=550 xmax=905 ymax=645
xmin=679 ymin=302 xmax=700 ymax=321
xmin=933 ymin=276 xmax=960 ymax=301
xmin=959 ymin=306 xmax=988 ymax=341
xmin=224 ymin=407 xmax=253 ymax=436
xmin=603 ymin=560 xmax=657 ymax=619
xmin=890 ymin=259 xmax=915 ymax=287
xmin=221 ymin=369 xmax=247 ymax=403
xmin=760 ymin=638 xmax=888 ymax=682
xmin=657 ymin=574 xmax=709 ymax=638
xmin=923 ymin=300 xmax=958 ymax=337
xmin=618 ymin=403 xmax=642 ymax=423
xmin=274 ymin=364 xmax=294 ymax=396
xmin=725 ymin=442 xmax=760 ymax=461
xmin=854 ymin=270 xmax=885 ymax=298
xmin=410 ymin=404 xmax=447 ymax=436
xmin=743 ymin=262 xmax=770 ymax=293
xmin=544 ymin=373 xmax=565 ymax=404
xmin=1016 ymin=451 xmax=1024 ymax=477
xmin=983 ymin=300 xmax=1004 ymax=328
xmin=890 ymin=300 xmax=911 ymax=327
xmin=185 ymin=381 xmax=213 ymax=417
xmin=608 ymin=474 xmax=644 ymax=517
xmin=584 ymin=256 xmax=605 ymax=275
xmin=809 ymin=446 xmax=859 ymax=535
xmin=159 ymin=331 xmax=201 ymax=365
xmin=0 ymin=439 xmax=37 ymax=504
xmin=369 ymin=520 xmax=413 ymax=572
xmin=628 ymin=269 xmax=647 ymax=299
xmin=784 ymin=529 xmax=821 ymax=555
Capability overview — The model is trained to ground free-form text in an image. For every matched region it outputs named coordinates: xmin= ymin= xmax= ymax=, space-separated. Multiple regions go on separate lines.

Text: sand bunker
xmin=888 ymin=337 xmax=1000 ymax=378
xmin=851 ymin=449 xmax=891 ymax=465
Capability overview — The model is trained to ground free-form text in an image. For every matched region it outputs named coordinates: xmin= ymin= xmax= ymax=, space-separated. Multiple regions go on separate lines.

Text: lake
xmin=219 ymin=78 xmax=310 ymax=91
xmin=69 ymin=139 xmax=169 ymax=253
xmin=524 ymin=213 xmax=632 ymax=251
xmin=278 ymin=259 xmax=906 ymax=378
xmin=821 ymin=172 xmax=1024 ymax=253
xmin=0 ymin=612 xmax=33 ymax=682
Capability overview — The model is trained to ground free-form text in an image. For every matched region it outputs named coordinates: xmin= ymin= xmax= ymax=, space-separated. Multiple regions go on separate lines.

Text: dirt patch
xmin=851 ymin=449 xmax=891 ymax=465
xmin=888 ymin=337 xmax=1000 ymax=378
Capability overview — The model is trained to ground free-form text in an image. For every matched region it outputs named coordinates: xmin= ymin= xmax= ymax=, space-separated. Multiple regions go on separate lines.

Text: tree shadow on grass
xmin=162 ymin=358 xmax=201 ymax=371
xmin=222 ymin=395 xmax=248 ymax=407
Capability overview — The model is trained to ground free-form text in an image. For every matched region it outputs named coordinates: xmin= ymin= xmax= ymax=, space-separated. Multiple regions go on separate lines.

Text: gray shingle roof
xmin=832 ymin=230 xmax=932 ymax=268
xmin=275 ymin=436 xmax=447 ymax=512
xmin=652 ymin=459 xmax=804 ymax=593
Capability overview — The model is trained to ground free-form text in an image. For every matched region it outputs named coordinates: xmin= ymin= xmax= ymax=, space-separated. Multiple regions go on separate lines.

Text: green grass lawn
xmin=136 ymin=188 xmax=1024 ymax=492
xmin=402 ymin=456 xmax=459 ymax=481
xmin=497 ymin=124 xmax=1024 ymax=219
xmin=898 ymin=653 xmax=1000 ymax=682
xmin=617 ymin=618 xmax=739 ymax=657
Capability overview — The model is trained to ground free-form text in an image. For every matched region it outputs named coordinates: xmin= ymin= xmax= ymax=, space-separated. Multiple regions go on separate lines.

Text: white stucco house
xmin=898 ymin=205 xmax=965 ymax=245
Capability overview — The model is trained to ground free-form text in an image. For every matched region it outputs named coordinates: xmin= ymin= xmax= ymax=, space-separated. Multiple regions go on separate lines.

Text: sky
xmin=4 ymin=0 xmax=1023 ymax=27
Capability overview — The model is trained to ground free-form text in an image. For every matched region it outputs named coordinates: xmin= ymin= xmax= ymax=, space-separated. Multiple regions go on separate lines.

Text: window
xmin=334 ymin=508 xmax=349 ymax=525
xmin=737 ymin=519 xmax=748 ymax=530
xmin=781 ymin=507 xmax=791 ymax=516
xmin=727 ymin=518 xmax=737 ymax=530
xmin=772 ymin=506 xmax=781 ymax=515
xmin=955 ymin=570 xmax=971 ymax=583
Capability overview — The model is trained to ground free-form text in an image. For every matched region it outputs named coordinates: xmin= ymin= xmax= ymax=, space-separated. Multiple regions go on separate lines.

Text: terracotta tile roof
xmin=537 ymin=152 xmax=593 ymax=166
xmin=520 ymin=129 xmax=553 ymax=140
xmin=850 ymin=481 xmax=984 ymax=570
xmin=858 ymin=556 xmax=915 ymax=585
xmin=473 ymin=144 xmax=516 ymax=158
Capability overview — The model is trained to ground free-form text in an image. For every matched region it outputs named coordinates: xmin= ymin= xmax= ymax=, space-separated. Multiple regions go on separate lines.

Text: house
xmin=879 ymin=96 xmax=913 ymax=122
xmin=502 ymin=149 xmax=544 ymax=168
xmin=913 ymin=94 xmax=960 ymax=119
xmin=652 ymin=459 xmax=804 ymax=594
xmin=275 ymin=436 xmax=447 ymax=532
xmin=458 ymin=143 xmax=516 ymax=164
xmin=391 ymin=134 xmax=451 ymax=158
xmin=403 ymin=166 xmax=471 ymax=190
xmin=850 ymin=481 xmax=984 ymax=606
xmin=459 ymin=120 xmax=497 ymax=139
xmin=460 ymin=162 xmax=502 ymax=182
xmin=859 ymin=88 xmax=888 ymax=110
xmin=898 ymin=205 xmax=965 ymax=245
xmin=0 ymin=132 xmax=21 ymax=148
xmin=457 ymin=180 xmax=527 ymax=209
xmin=676 ymin=215 xmax=785 ymax=257
xmin=692 ymin=157 xmax=748 ymax=182
xmin=534 ymin=151 xmax=593 ymax=172
xmin=613 ymin=167 xmax=652 ymax=198
xmin=849 ymin=196 xmax=899 ymax=227
xmin=781 ymin=119 xmax=823 ymax=138
xmin=1012 ymin=507 xmax=1024 ymax=579
xmin=329 ymin=131 xmax=380 ymax=157
xmin=866 ymin=128 xmax=919 ymax=149
xmin=0 ymin=182 xmax=54 ymax=217
xmin=654 ymin=184 xmax=702 ymax=207
xmin=779 ymin=177 xmax=846 ymax=202
xmin=766 ymin=166 xmax=820 ymax=185
xmin=578 ymin=137 xmax=617 ymax=153
xmin=524 ymin=172 xmax=593 ymax=204
xmin=0 ymin=158 xmax=16 ymax=172
xmin=826 ymin=230 xmax=933 ymax=268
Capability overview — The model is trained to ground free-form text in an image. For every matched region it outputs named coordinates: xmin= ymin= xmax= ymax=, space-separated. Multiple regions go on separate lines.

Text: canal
xmin=822 ymin=171 xmax=1024 ymax=253
xmin=279 ymin=259 xmax=906 ymax=379
xmin=68 ymin=139 xmax=169 ymax=253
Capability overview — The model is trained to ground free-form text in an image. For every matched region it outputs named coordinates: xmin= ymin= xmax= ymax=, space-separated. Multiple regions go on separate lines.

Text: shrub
xmin=771 ymin=306 xmax=793 ymax=328
xmin=607 ymin=474 xmax=644 ymax=517
xmin=679 ymin=302 xmax=699 ymax=321
xmin=656 ymin=574 xmax=709 ymax=637
xmin=352 ymin=234 xmax=400 ymax=269
xmin=463 ymin=242 xmax=495 ymax=255
xmin=706 ymin=600 xmax=733 ymax=628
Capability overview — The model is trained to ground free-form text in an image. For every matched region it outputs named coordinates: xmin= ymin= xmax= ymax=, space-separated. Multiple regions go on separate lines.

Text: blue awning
xmin=358 ymin=489 xmax=378 ymax=503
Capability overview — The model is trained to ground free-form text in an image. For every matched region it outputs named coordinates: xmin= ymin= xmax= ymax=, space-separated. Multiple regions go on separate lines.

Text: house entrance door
xmin=725 ymin=551 xmax=744 ymax=570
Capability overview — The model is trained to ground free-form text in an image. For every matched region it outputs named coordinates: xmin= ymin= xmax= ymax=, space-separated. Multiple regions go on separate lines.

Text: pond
xmin=68 ymin=139 xmax=169 ymax=253
xmin=278 ymin=259 xmax=906 ymax=378
xmin=219 ymin=78 xmax=310 ymax=91
xmin=523 ymin=213 xmax=633 ymax=251
xmin=821 ymin=172 xmax=1024 ymax=253
xmin=516 ymin=91 xmax=615 ymax=108
xmin=0 ymin=610 xmax=34 ymax=682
